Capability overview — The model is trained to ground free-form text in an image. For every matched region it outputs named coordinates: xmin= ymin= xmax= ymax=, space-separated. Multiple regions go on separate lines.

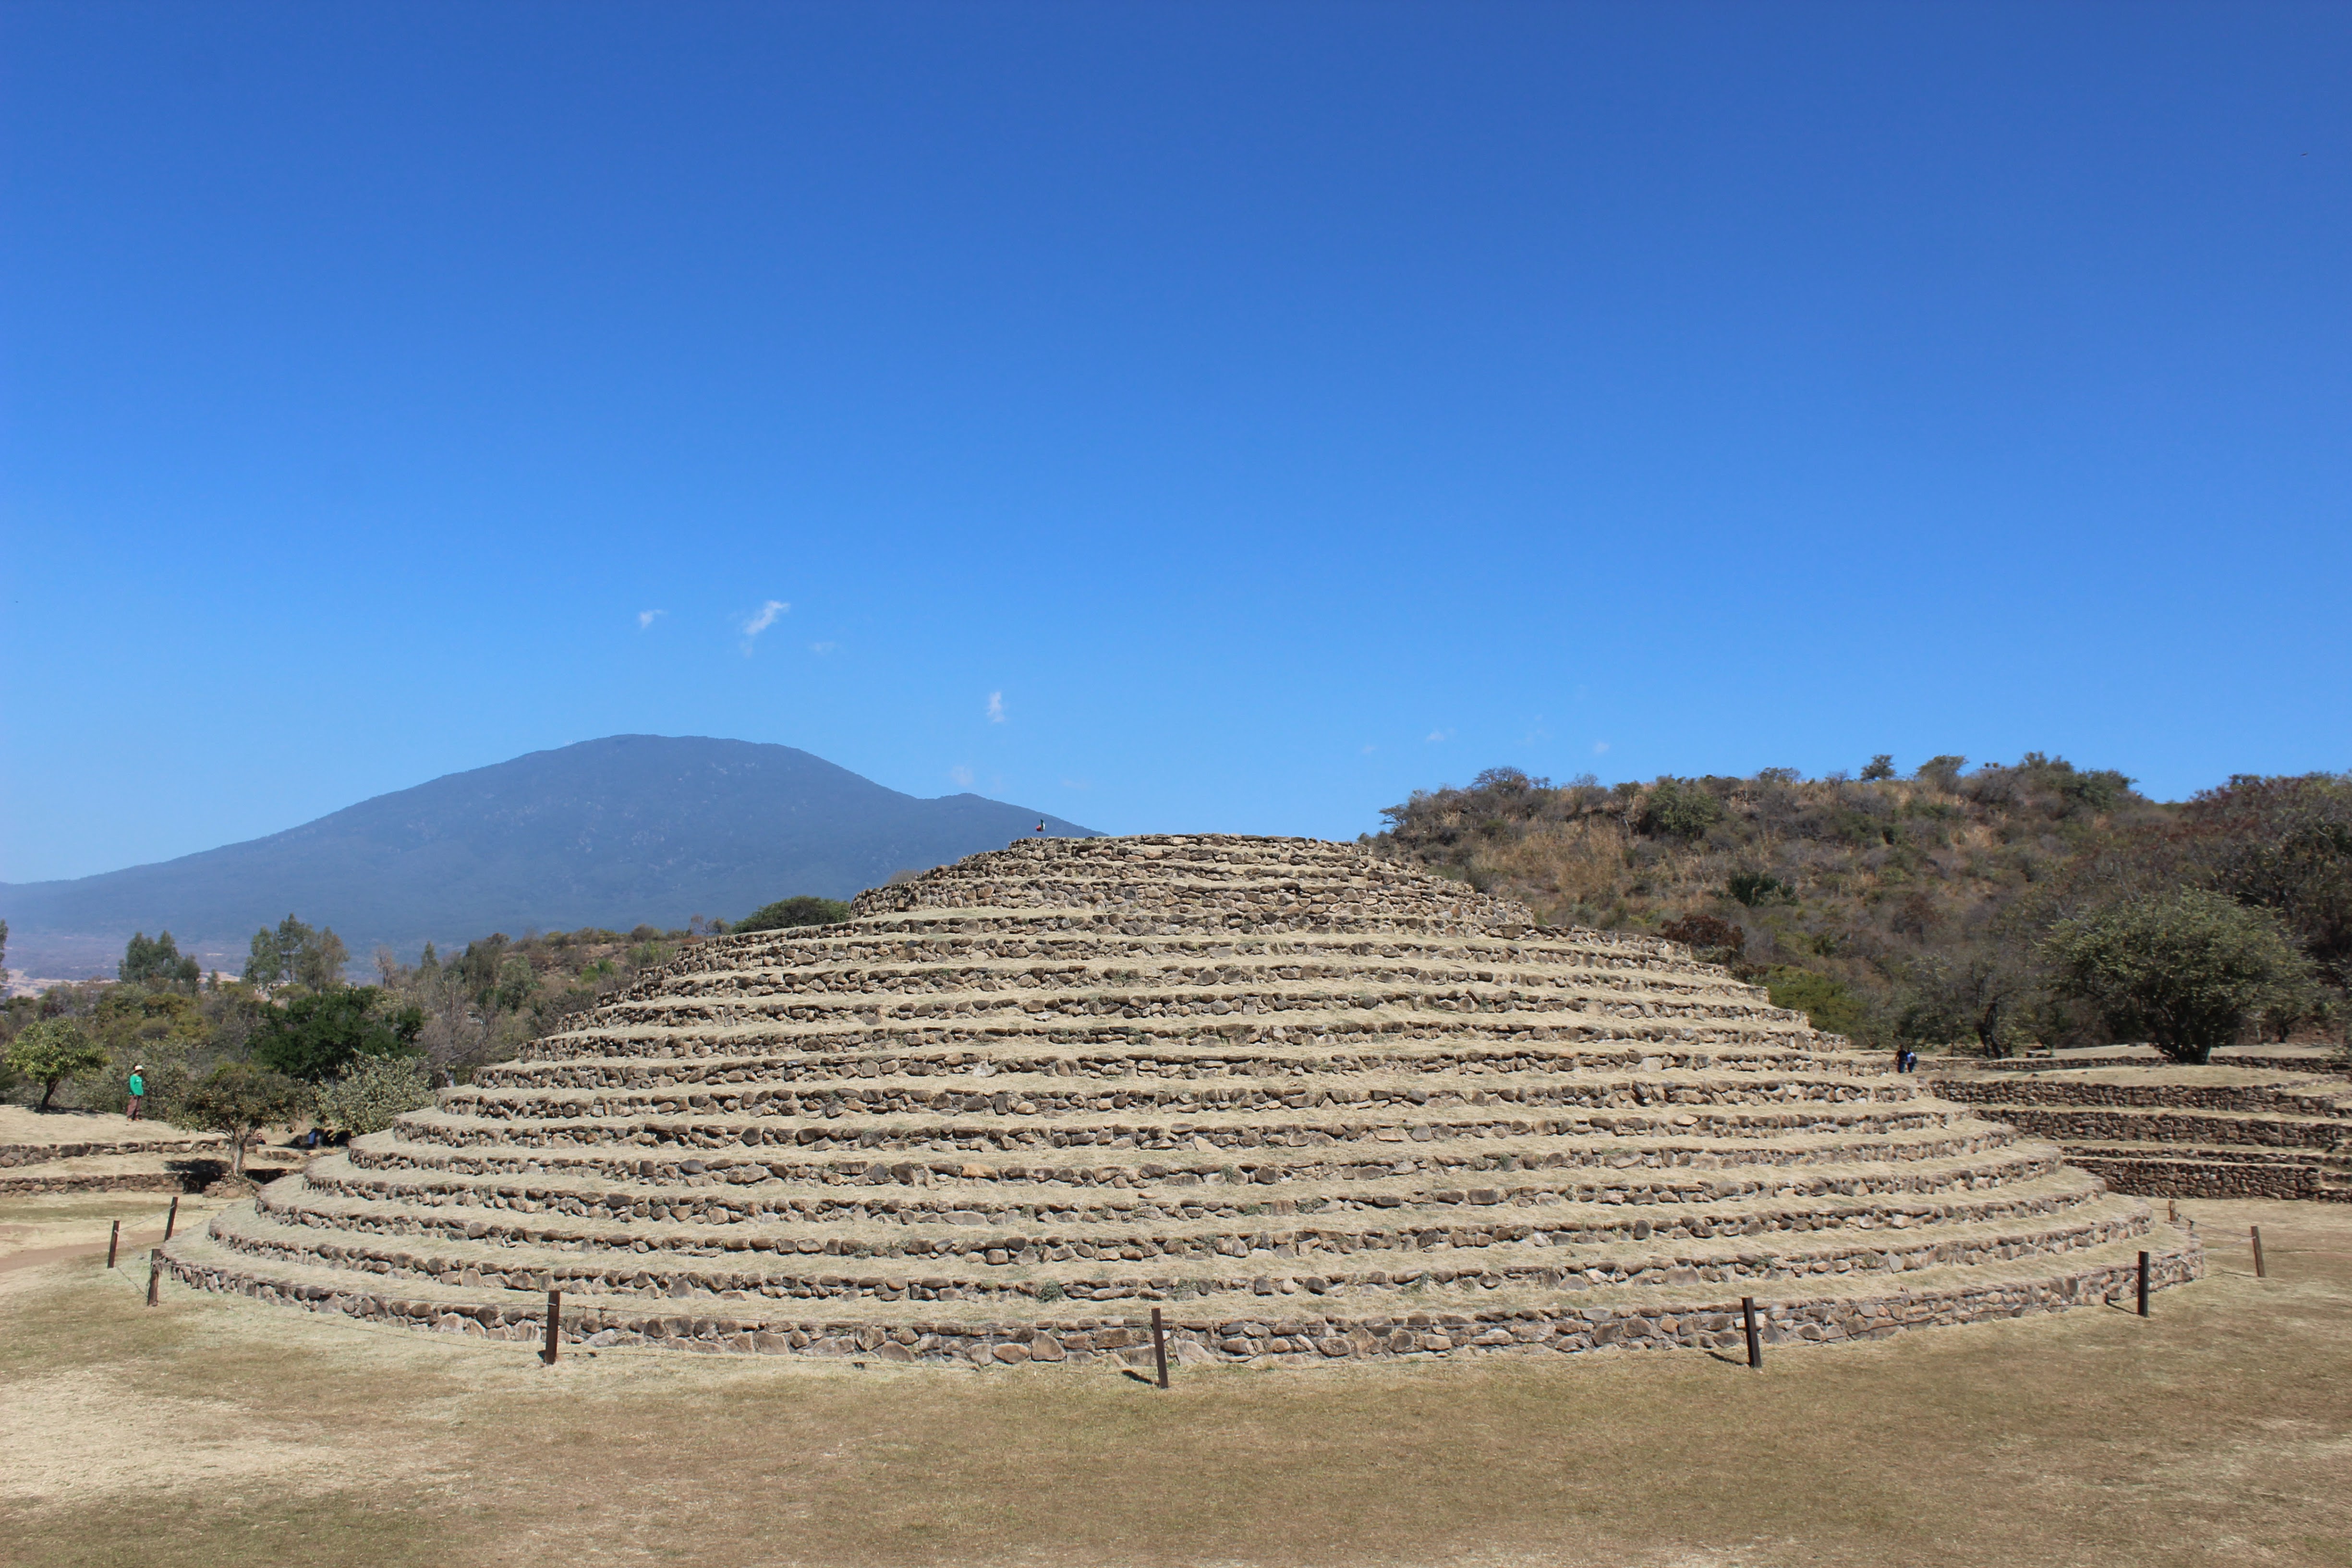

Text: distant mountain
xmin=0 ymin=736 xmax=1099 ymax=976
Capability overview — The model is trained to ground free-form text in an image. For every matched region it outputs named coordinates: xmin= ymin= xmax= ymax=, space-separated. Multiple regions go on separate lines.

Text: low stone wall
xmin=1976 ymin=1054 xmax=2348 ymax=1076
xmin=158 ymin=1240 xmax=2203 ymax=1365
xmin=2068 ymin=1154 xmax=2349 ymax=1203
xmin=0 ymin=1136 xmax=226 ymax=1169
xmin=0 ymin=1169 xmax=194 ymax=1196
xmin=1936 ymin=1078 xmax=2350 ymax=1118
xmin=0 ymin=1158 xmax=229 ymax=1196
xmin=1989 ymin=1107 xmax=2344 ymax=1151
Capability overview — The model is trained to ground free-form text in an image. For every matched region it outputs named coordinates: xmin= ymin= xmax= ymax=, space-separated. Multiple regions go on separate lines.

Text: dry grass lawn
xmin=1 ymin=1193 xmax=2346 ymax=1568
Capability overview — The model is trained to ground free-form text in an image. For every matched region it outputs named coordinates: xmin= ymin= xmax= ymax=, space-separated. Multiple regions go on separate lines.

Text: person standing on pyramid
xmin=126 ymin=1064 xmax=146 ymax=1120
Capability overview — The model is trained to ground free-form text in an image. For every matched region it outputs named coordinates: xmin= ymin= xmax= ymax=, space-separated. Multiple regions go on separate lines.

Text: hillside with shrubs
xmin=0 ymin=896 xmax=851 ymax=1121
xmin=1369 ymin=755 xmax=2349 ymax=1058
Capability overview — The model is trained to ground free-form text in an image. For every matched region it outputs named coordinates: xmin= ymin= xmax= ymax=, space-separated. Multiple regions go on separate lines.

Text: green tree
xmin=312 ymin=1053 xmax=436 ymax=1137
xmin=120 ymin=931 xmax=201 ymax=988
xmin=2041 ymin=890 xmax=2316 ymax=1064
xmin=242 ymin=914 xmax=350 ymax=990
xmin=1893 ymin=948 xmax=2030 ymax=1057
xmin=172 ymin=1061 xmax=306 ymax=1177
xmin=248 ymin=987 xmax=424 ymax=1081
xmin=1861 ymin=755 xmax=1896 ymax=781
xmin=5 ymin=1019 xmax=108 ymax=1112
xmin=734 ymin=896 xmax=852 ymax=933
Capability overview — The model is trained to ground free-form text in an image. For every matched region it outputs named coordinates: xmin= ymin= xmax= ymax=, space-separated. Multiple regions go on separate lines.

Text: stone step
xmin=1991 ymin=1105 xmax=2352 ymax=1152
xmin=525 ymin=1029 xmax=1846 ymax=1069
xmin=630 ymin=961 xmax=1775 ymax=1008
xmin=346 ymin=1115 xmax=2026 ymax=1185
xmin=585 ymin=990 xmax=1808 ymax=1032
xmin=695 ymin=927 xmax=1746 ymax=986
xmin=304 ymin=1136 xmax=2065 ymax=1207
xmin=203 ymin=1186 xmax=2150 ymax=1309
xmin=0 ymin=1149 xmax=231 ymax=1195
xmin=479 ymin=1062 xmax=1891 ymax=1104
xmin=2056 ymin=1142 xmax=2352 ymax=1203
xmin=157 ymin=1220 xmax=2197 ymax=1364
xmin=0 ymin=1131 xmax=228 ymax=1168
xmin=1936 ymin=1075 xmax=2352 ymax=1118
xmin=374 ymin=1101 xmax=1991 ymax=1162
xmin=258 ymin=1161 xmax=2113 ymax=1263
xmin=437 ymin=1069 xmax=1936 ymax=1118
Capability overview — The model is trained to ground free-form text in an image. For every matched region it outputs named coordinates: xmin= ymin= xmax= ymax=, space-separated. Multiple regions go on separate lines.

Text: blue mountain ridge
xmin=1 ymin=735 xmax=1099 ymax=974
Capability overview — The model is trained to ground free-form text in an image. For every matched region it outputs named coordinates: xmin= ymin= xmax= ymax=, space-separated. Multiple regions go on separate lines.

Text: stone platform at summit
xmin=161 ymin=835 xmax=2201 ymax=1364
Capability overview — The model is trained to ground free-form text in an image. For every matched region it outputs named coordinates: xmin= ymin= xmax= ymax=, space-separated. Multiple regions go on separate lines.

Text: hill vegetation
xmin=1369 ymin=755 xmax=2349 ymax=1057
xmin=0 ymin=891 xmax=854 ymax=1114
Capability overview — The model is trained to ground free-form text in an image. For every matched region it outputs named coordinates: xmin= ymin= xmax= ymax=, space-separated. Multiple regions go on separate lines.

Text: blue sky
xmin=4 ymin=1 xmax=2347 ymax=884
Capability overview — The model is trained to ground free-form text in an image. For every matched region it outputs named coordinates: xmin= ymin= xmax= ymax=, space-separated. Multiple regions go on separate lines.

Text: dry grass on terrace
xmin=2 ymin=1192 xmax=2347 ymax=1568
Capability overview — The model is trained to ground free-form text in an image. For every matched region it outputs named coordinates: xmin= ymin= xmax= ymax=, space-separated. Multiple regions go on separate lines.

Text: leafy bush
xmin=735 ymin=896 xmax=853 ymax=933
xmin=313 ymin=1054 xmax=437 ymax=1137
xmin=1638 ymin=780 xmax=1724 ymax=841
xmin=1726 ymin=872 xmax=1795 ymax=908
xmin=1916 ymin=755 xmax=1968 ymax=790
xmin=2042 ymin=890 xmax=2316 ymax=1064
xmin=1766 ymin=968 xmax=1868 ymax=1040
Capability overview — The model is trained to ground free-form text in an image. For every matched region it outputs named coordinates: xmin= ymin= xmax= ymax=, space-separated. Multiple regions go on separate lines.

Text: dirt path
xmin=0 ymin=1229 xmax=170 ymax=1275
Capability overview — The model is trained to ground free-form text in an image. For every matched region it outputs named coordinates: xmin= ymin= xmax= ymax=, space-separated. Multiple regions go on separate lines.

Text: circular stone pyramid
xmin=164 ymin=835 xmax=2201 ymax=1364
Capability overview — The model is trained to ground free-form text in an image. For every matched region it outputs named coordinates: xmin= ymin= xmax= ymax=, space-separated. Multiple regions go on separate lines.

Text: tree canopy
xmin=247 ymin=986 xmax=424 ymax=1081
xmin=2041 ymin=890 xmax=2316 ymax=1065
xmin=120 ymin=930 xmax=201 ymax=989
xmin=172 ymin=1061 xmax=306 ymax=1176
xmin=242 ymin=913 xmax=350 ymax=990
xmin=5 ymin=1020 xmax=108 ymax=1112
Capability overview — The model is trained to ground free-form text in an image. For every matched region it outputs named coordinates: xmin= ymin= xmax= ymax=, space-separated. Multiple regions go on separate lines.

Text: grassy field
xmin=2 ymin=1193 xmax=2346 ymax=1568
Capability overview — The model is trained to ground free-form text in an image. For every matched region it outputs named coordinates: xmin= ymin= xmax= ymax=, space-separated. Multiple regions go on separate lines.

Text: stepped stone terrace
xmin=162 ymin=835 xmax=2201 ymax=1365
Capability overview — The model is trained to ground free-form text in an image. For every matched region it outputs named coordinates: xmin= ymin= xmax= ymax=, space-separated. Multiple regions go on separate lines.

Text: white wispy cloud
xmin=1593 ymin=740 xmax=1611 ymax=755
xmin=1425 ymin=729 xmax=1453 ymax=743
xmin=739 ymin=600 xmax=789 ymax=653
xmin=1360 ymin=744 xmax=1377 ymax=755
xmin=637 ymin=609 xmax=665 ymax=630
xmin=809 ymin=642 xmax=838 ymax=656
xmin=948 ymin=764 xmax=974 ymax=788
xmin=986 ymin=691 xmax=1006 ymax=723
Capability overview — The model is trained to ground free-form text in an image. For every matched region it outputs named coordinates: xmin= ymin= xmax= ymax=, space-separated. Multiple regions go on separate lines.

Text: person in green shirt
xmin=126 ymin=1065 xmax=146 ymax=1121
